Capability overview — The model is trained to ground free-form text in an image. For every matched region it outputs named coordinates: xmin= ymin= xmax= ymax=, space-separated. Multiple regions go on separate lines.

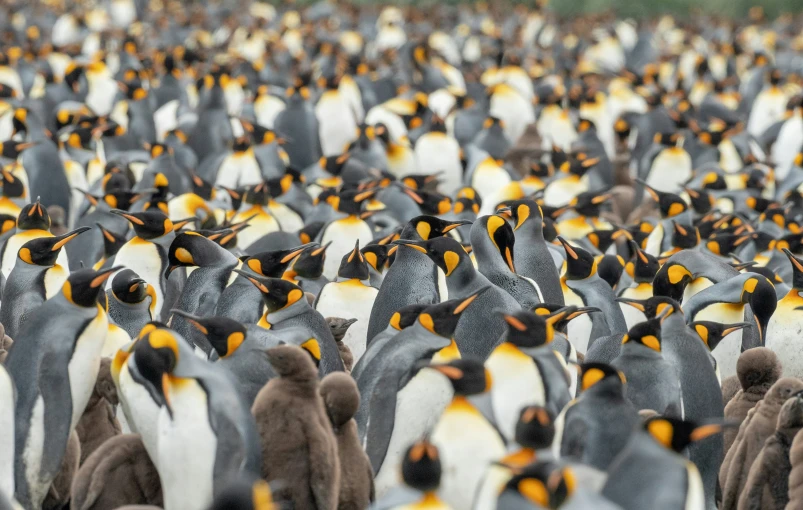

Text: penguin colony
xmin=2 ymin=1 xmax=803 ymax=509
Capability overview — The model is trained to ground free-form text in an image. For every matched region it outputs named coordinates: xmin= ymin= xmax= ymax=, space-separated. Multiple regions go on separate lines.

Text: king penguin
xmin=0 ymin=200 xmax=69 ymax=280
xmin=319 ymin=189 xmax=376 ymax=280
xmin=765 ymin=249 xmax=803 ymax=378
xmin=6 ymin=267 xmax=117 ymax=509
xmin=618 ymin=240 xmax=660 ymax=329
xmin=106 ymin=269 xmax=156 ymax=338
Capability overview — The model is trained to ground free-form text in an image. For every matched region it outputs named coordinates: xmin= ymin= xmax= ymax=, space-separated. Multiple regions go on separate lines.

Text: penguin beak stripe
xmin=690 ymin=424 xmax=723 ymax=442
xmin=431 ymin=365 xmax=463 ymax=379
xmin=562 ymin=241 xmax=578 ymax=260
xmin=90 ymin=271 xmax=115 ymax=288
xmin=187 ymin=319 xmax=208 ymax=335
xmin=281 ymin=248 xmax=306 ymax=263
xmin=121 ymin=213 xmax=145 ymax=225
xmin=615 ymin=299 xmax=645 ymax=312
xmin=453 ymin=293 xmax=480 ymax=315
xmin=503 ymin=315 xmax=528 ymax=331
xmin=399 ymin=243 xmax=427 ymax=254
xmin=722 ymin=324 xmax=751 ymax=336
xmin=245 ymin=275 xmax=270 ymax=294
xmin=51 ymin=232 xmax=82 ymax=251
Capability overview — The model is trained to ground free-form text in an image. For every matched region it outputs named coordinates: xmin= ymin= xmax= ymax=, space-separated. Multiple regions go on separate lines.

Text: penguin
xmin=361 ymin=242 xmax=389 ymax=288
xmin=617 ymin=240 xmax=660 ymax=329
xmin=611 ymin=318 xmax=684 ymax=418
xmin=273 ymin=86 xmax=323 ymax=170
xmin=554 ymin=363 xmax=639 ymax=471
xmin=252 ymin=345 xmax=339 ymax=510
xmin=6 ymin=267 xmax=116 ymax=509
xmin=206 ymin=478 xmax=283 ymax=510
xmin=413 ymin=118 xmax=462 ymax=197
xmin=107 ymin=269 xmax=157 ymax=338
xmin=128 ymin=326 xmax=261 ymax=510
xmin=354 ymin=303 xmax=427 ymax=381
xmin=0 ymin=200 xmax=69 ymax=280
xmin=287 ymin=242 xmax=331 ymax=297
xmin=641 ymin=183 xmax=693 ymax=257
xmin=356 ymin=294 xmax=475 ymax=495
xmin=640 ymin=133 xmax=693 ymax=194
xmin=653 ymin=249 xmax=740 ymax=303
xmin=314 ymin=241 xmax=378 ymax=363
xmin=393 ymin=235 xmax=520 ymax=359
xmin=0 ymin=361 xmax=12 ymax=500
xmin=765 ymin=249 xmax=803 ymax=378
xmin=370 ymin=439 xmax=449 ymax=510
xmin=470 ymin=214 xmax=543 ymax=308
xmin=602 ymin=416 xmax=726 ymax=510
xmin=1 ymin=227 xmax=88 ymax=339
xmin=319 ymin=372 xmax=375 ymax=510
xmin=367 ymin=216 xmax=469 ymax=342
xmin=498 ymin=199 xmax=564 ymax=305
xmin=316 ymin=76 xmax=358 ymax=156
xmin=558 ymin=237 xmax=628 ymax=353
xmin=319 ymin=189 xmax=376 ymax=280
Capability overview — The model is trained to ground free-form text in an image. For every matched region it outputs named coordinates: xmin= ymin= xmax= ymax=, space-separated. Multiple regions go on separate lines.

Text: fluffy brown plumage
xmin=44 ymin=431 xmax=80 ymax=510
xmin=320 ymin=372 xmax=374 ymax=510
xmin=75 ymin=358 xmax=121 ymax=464
xmin=253 ymin=345 xmax=340 ymax=510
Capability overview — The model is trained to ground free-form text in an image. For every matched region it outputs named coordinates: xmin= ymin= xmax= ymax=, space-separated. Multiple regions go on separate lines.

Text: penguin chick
xmin=326 ymin=317 xmax=357 ymax=372
xmin=739 ymin=391 xmax=803 ymax=510
xmin=253 ymin=345 xmax=340 ymax=510
xmin=70 ymin=434 xmax=162 ymax=510
xmin=319 ymin=372 xmax=374 ymax=510
xmin=723 ymin=347 xmax=782 ymax=454
xmin=722 ymin=376 xmax=741 ymax=407
xmin=720 ymin=377 xmax=803 ymax=510
xmin=786 ymin=398 xmax=803 ymax=510
xmin=43 ymin=430 xmax=80 ymax=510
xmin=74 ymin=358 xmax=121 ymax=464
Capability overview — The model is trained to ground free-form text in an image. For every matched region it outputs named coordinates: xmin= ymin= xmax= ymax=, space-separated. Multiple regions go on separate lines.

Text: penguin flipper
xmin=39 ymin=351 xmax=73 ymax=482
xmin=560 ymin=413 xmax=589 ymax=462
xmin=364 ymin=369 xmax=402 ymax=474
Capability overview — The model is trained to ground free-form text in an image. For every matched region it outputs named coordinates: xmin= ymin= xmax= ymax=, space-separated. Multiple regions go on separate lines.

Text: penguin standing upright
xmin=6 ymin=267 xmax=116 ymax=509
xmin=0 ymin=201 xmax=69 ymax=279
xmin=316 ymin=76 xmax=358 ymax=156
xmin=618 ymin=241 xmax=660 ymax=329
xmin=765 ymin=249 xmax=803 ymax=377
xmin=319 ymin=189 xmax=376 ymax=280
xmin=274 ymin=86 xmax=323 ymax=170
xmin=413 ymin=118 xmax=463 ymax=197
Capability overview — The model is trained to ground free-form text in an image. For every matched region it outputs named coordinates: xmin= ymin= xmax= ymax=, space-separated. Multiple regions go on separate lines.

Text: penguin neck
xmin=500 ymin=447 xmax=536 ymax=467
xmin=584 ymin=378 xmax=625 ymax=398
xmin=447 ymin=394 xmax=480 ymax=413
xmin=264 ymin=299 xmax=307 ymax=325
xmin=621 ymin=341 xmax=662 ymax=358
xmin=444 ymin=259 xmax=477 ymax=290
xmin=472 ymin=238 xmax=512 ymax=276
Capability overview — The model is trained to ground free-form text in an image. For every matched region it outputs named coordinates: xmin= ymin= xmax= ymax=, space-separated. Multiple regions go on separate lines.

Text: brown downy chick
xmin=326 ymin=317 xmax=357 ymax=372
xmin=75 ymin=358 xmax=121 ymax=464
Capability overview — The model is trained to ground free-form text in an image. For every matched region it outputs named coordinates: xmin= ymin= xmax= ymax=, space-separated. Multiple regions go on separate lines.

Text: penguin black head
xmin=242 ymin=181 xmax=270 ymax=206
xmin=393 ymin=236 xmax=470 ymax=277
xmin=172 ymin=311 xmax=247 ymax=359
xmin=219 ymin=186 xmax=245 ymax=211
xmin=644 ymin=416 xmax=726 ymax=454
xmin=586 ymin=228 xmax=629 ymax=253
xmin=497 ymin=199 xmax=543 ymax=232
xmin=319 ymin=154 xmax=350 ymax=176
xmin=456 ymin=188 xmax=482 ymax=208
xmin=402 ymin=440 xmax=442 ymax=493
xmin=622 ymin=319 xmax=663 ymax=352
xmin=531 ymin=304 xmax=599 ymax=334
xmin=235 ymin=271 xmax=305 ymax=313
xmin=389 ymin=303 xmax=429 ymax=331
xmin=500 ymin=462 xmax=558 ymax=508
xmin=97 ymin=224 xmax=127 ymax=259
xmin=0 ymin=214 xmax=15 ymax=234
xmin=579 ymin=363 xmax=626 ymax=392
xmin=558 ymin=237 xmax=597 ymax=280
xmin=18 ymin=227 xmax=90 ymax=266
xmin=1 ymin=168 xmax=25 ymax=200
xmin=63 ymin=267 xmax=121 ymax=308
xmin=111 ymin=269 xmax=152 ymax=304
xmin=482 ymin=215 xmax=516 ymax=273
xmin=559 ymin=154 xmax=600 ymax=177
xmin=616 ymin=296 xmax=682 ymax=320
xmin=429 ymin=358 xmax=492 ymax=396
xmin=298 ymin=222 xmax=325 ymax=245
xmin=500 ymin=309 xmax=569 ymax=348
xmin=245 ymin=244 xmax=313 ymax=277
xmin=17 ymin=200 xmax=51 ymax=231
xmin=410 ymin=188 xmax=453 ymax=216
xmin=0 ymin=141 xmax=35 ymax=160
xmin=337 ymin=241 xmax=370 ymax=281
xmin=690 ymin=321 xmax=752 ymax=352
xmin=783 ymin=249 xmax=803 ymax=290
xmin=401 ymin=173 xmax=440 ymax=192
xmin=683 ymin=186 xmax=715 ymax=215
xmin=189 ymin=174 xmax=215 ymax=201
xmin=326 ymin=188 xmax=375 ymax=216
xmin=627 ymin=240 xmax=659 ymax=283
xmin=265 ymin=174 xmax=294 ymax=199
xmin=404 ymin=215 xmax=472 ymax=241
xmin=361 ymin=243 xmax=389 ymax=273
xmin=132 ymin=327 xmax=180 ymax=414
xmin=111 ymin=210 xmax=173 ymax=240
xmin=639 ymin=180 xmax=688 ymax=218
xmin=596 ymin=254 xmax=625 ymax=289
xmin=571 ymin=190 xmax=612 ymax=218
xmin=290 ymin=243 xmax=329 ymax=279
xmin=669 ymin=221 xmax=700 ymax=251
xmin=208 ymin=478 xmax=277 ymax=510
xmin=516 ymin=406 xmax=556 ymax=450
xmin=165 ymin=232 xmax=223 ymax=277
xmin=705 ymin=233 xmax=751 ymax=257
xmin=653 ymin=261 xmax=695 ymax=301
xmin=418 ymin=289 xmax=487 ymax=338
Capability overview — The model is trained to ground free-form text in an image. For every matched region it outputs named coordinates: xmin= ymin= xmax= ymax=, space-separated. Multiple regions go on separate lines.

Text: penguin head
xmin=404 ymin=215 xmax=472 ymax=241
xmin=219 ymin=186 xmax=245 ymax=211
xmin=63 ymin=267 xmax=120 ymax=308
xmin=579 ymin=363 xmax=626 ymax=392
xmin=165 ymin=232 xmax=222 ymax=276
xmin=531 ymin=304 xmax=599 ymax=333
xmin=418 ymin=289 xmax=486 ymax=338
xmin=0 ymin=214 xmax=15 ymax=234
xmin=337 ymin=241 xmax=370 ymax=280
xmin=245 ymin=244 xmax=313 ymax=277
xmin=403 ymin=187 xmax=453 ymax=216
xmin=18 ymin=226 xmax=90 ymax=266
xmin=298 ymin=222 xmax=325 ymax=245
xmin=207 ymin=478 xmax=277 ymax=510
xmin=627 ymin=240 xmax=659 ymax=283
xmin=402 ymin=440 xmax=442 ymax=493
xmin=393 ymin=236 xmax=471 ymax=277
xmin=587 ymin=228 xmax=629 ymax=253
xmin=389 ymin=303 xmax=429 ymax=331
xmin=501 ymin=463 xmax=563 ymax=508
xmin=290 ymin=243 xmax=329 ymax=279
xmin=500 ymin=308 xmax=573 ymax=348
xmin=235 ymin=271 xmax=305 ymax=313
xmin=596 ymin=254 xmax=625 ymax=289
xmin=264 ymin=174 xmax=294 ymax=200
xmin=684 ymin=187 xmax=715 ymax=215
xmin=639 ymin=180 xmax=688 ymax=218
xmin=621 ymin=319 xmax=663 ymax=352
xmin=783 ymin=248 xmax=803 ymax=290
xmin=265 ymin=344 xmax=318 ymax=380
xmin=401 ymin=173 xmax=440 ymax=192
xmin=515 ymin=406 xmax=556 ymax=451
xmin=111 ymin=269 xmax=152 ymax=305
xmin=242 ymin=181 xmax=270 ymax=206
xmin=97 ymin=224 xmax=127 ymax=258
xmin=17 ymin=199 xmax=51 ymax=231
xmin=497 ymin=199 xmax=543 ymax=232
xmin=190 ymin=174 xmax=216 ymax=201
xmin=616 ymin=296 xmax=682 ymax=321
xmin=1 ymin=167 xmax=25 ymax=199
xmin=319 ymin=372 xmax=360 ymax=427
xmin=690 ymin=321 xmax=752 ymax=352
xmin=705 ymin=232 xmax=751 ymax=257
xmin=477 ymin=214 xmax=516 ymax=272
xmin=361 ymin=243 xmax=389 ymax=273
xmin=644 ymin=416 xmax=726 ymax=454
xmin=429 ymin=358 xmax=492 ymax=396
xmin=653 ymin=261 xmax=695 ymax=301
xmin=326 ymin=188 xmax=375 ymax=216
xmin=0 ymin=141 xmax=35 ymax=160
xmin=172 ymin=311 xmax=247 ymax=360
xmin=558 ymin=237 xmax=597 ymax=280
xmin=559 ymin=154 xmax=600 ymax=177
xmin=669 ymin=221 xmax=700 ymax=251
xmin=111 ymin=210 xmax=173 ymax=240
xmin=132 ymin=327 xmax=180 ymax=414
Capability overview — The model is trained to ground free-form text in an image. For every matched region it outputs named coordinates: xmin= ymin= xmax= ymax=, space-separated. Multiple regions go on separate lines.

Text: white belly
xmin=158 ymin=379 xmax=217 ymax=510
xmin=694 ymin=303 xmax=744 ymax=379
xmin=644 ymin=224 xmax=665 ymax=257
xmin=474 ymin=464 xmax=516 ymax=510
xmin=22 ymin=396 xmax=46 ymax=508
xmin=232 ymin=207 xmax=281 ymax=249
xmin=685 ymin=463 xmax=705 ymax=510
xmin=646 ymin=150 xmax=692 ymax=194
xmin=682 ymin=278 xmax=713 ymax=303
xmin=471 ymin=167 xmax=512 ymax=204
xmin=486 ymin=348 xmax=544 ymax=442
xmin=386 ymin=148 xmax=418 ymax=180
xmin=413 ymin=136 xmax=462 ymax=197
xmin=620 ymin=283 xmax=652 ymax=329
xmin=109 ymin=241 xmax=165 ymax=317
xmin=544 ymin=177 xmax=588 ymax=207
xmin=268 ymin=202 xmax=304 ymax=233
xmin=772 ymin=116 xmax=803 ymax=181
xmin=564 ymin=287 xmax=593 ymax=354
xmin=102 ymin=324 xmax=132 ymax=358
xmin=68 ymin=309 xmax=108 ymax=430
xmin=216 ymin=152 xmax=262 ymax=189
xmin=374 ymin=369 xmax=453 ymax=498
xmin=0 ymin=366 xmax=14 ymax=496
xmin=43 ymin=265 xmax=69 ymax=299
xmin=87 ymin=76 xmax=118 ymax=116
xmin=255 ymin=96 xmax=286 ymax=129
xmin=315 ymin=282 xmax=377 ymax=362
xmin=119 ymin=364 xmax=160 ymax=467
xmin=316 ymin=95 xmax=358 ymax=156
xmin=718 ymin=139 xmax=742 ymax=173
xmin=765 ymin=300 xmax=803 ymax=378
xmin=321 ymin=220 xmax=373 ymax=281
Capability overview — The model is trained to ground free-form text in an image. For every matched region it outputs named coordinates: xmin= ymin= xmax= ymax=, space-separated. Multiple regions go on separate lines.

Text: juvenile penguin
xmin=554 ymin=363 xmax=639 ymax=471
xmin=367 ymin=216 xmax=469 ymax=341
xmin=327 ymin=317 xmax=358 ymax=372
xmin=786 ymin=405 xmax=803 ymax=509
xmin=470 ymin=214 xmax=543 ymax=308
xmin=611 ymin=318 xmax=684 ymax=418
xmin=429 ymin=358 xmax=505 ymax=510
xmin=252 ymin=345 xmax=340 ymax=510
xmin=1 ymin=227 xmax=89 ymax=339
xmin=6 ymin=267 xmax=116 ymax=509
xmin=106 ymin=269 xmax=156 ymax=338
xmin=319 ymin=372 xmax=375 ymax=510
xmin=315 ymin=242 xmax=378 ymax=363
xmin=393 ymin=236 xmax=519 ymax=359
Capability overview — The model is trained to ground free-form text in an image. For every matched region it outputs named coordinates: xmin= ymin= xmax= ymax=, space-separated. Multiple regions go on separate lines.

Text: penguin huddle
xmin=4 ymin=1 xmax=803 ymax=510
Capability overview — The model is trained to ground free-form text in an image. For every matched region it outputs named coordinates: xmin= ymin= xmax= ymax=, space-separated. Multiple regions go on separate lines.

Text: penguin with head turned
xmin=285 ymin=242 xmax=331 ymax=296
xmin=319 ymin=188 xmax=377 ymax=280
xmin=106 ymin=269 xmax=157 ymax=338
xmin=393 ymin=235 xmax=520 ymax=359
xmin=653 ymin=249 xmax=740 ymax=303
xmin=353 ymin=303 xmax=427 ymax=381
xmin=370 ymin=439 xmax=449 ymax=509
xmin=367 ymin=215 xmax=470 ymax=342
xmin=1 ymin=226 xmax=88 ymax=339
xmin=0 ymin=200 xmax=69 ymax=280
xmin=617 ymin=240 xmax=660 ymax=329
xmin=6 ymin=267 xmax=117 ymax=509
